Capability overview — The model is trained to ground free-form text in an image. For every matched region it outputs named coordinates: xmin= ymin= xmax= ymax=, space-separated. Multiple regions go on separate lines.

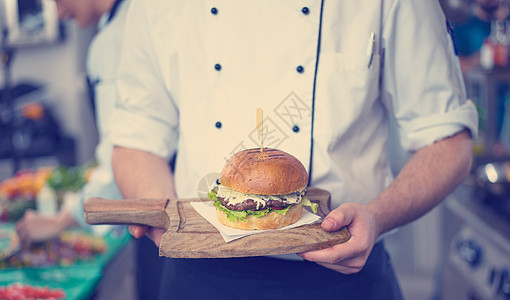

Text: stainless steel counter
xmin=442 ymin=184 xmax=510 ymax=300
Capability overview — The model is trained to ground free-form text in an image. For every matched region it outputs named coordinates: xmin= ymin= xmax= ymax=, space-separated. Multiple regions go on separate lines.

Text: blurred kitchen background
xmin=0 ymin=0 xmax=509 ymax=299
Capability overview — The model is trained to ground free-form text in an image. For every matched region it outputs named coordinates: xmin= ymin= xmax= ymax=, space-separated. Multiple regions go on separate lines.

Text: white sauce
xmin=216 ymin=185 xmax=304 ymax=210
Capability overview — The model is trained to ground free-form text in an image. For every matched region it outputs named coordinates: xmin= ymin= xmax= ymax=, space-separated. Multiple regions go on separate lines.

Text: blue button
xmin=215 ymin=121 xmax=222 ymax=128
xmin=211 ymin=7 xmax=218 ymax=15
xmin=215 ymin=63 xmax=222 ymax=71
xmin=292 ymin=125 xmax=300 ymax=133
xmin=296 ymin=65 xmax=304 ymax=73
xmin=301 ymin=7 xmax=310 ymax=15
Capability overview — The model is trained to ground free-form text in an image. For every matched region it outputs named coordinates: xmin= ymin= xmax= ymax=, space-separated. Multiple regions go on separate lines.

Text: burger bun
xmin=219 ymin=148 xmax=308 ymax=195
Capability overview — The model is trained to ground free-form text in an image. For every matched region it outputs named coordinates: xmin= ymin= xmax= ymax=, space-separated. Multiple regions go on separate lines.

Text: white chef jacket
xmin=109 ymin=1 xmax=478 ymax=210
xmin=66 ymin=0 xmax=129 ymax=231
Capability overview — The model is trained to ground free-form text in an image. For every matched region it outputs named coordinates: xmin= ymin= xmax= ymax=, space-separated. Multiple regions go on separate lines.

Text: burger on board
xmin=208 ymin=148 xmax=318 ymax=230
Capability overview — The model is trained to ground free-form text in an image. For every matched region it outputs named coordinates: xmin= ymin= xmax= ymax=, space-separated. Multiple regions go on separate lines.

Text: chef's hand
xmin=298 ymin=202 xmax=378 ymax=274
xmin=128 ymin=225 xmax=165 ymax=247
xmin=15 ymin=209 xmax=78 ymax=249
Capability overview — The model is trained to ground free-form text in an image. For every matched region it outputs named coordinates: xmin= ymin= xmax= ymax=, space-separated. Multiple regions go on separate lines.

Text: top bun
xmin=219 ymin=148 xmax=308 ymax=195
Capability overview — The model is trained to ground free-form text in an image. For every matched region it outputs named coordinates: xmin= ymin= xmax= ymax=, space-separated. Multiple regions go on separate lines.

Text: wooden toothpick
xmin=256 ymin=108 xmax=263 ymax=152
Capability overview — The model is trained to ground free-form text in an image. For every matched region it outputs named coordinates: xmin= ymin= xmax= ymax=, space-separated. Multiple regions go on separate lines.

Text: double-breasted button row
xmin=210 ymin=6 xmax=309 ymax=16
xmin=212 ymin=5 xmax=307 ymax=133
xmin=210 ymin=6 xmax=309 ymax=74
xmin=296 ymin=4 xmax=308 ymax=75
xmin=215 ymin=63 xmax=304 ymax=74
xmin=214 ymin=121 xmax=300 ymax=134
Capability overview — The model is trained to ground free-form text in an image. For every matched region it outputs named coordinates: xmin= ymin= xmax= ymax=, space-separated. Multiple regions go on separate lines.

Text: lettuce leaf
xmin=301 ymin=197 xmax=318 ymax=214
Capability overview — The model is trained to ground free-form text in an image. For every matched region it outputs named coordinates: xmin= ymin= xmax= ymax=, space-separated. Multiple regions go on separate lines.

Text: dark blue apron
xmin=158 ymin=241 xmax=403 ymax=300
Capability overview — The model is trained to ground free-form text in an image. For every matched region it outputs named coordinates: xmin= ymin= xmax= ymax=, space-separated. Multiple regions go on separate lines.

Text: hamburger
xmin=208 ymin=148 xmax=318 ymax=230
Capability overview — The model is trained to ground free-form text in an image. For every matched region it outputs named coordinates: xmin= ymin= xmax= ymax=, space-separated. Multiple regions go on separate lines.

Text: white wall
xmin=0 ymin=21 xmax=98 ymax=165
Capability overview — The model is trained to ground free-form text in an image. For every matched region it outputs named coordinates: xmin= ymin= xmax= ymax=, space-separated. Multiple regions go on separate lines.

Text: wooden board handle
xmin=84 ymin=197 xmax=170 ymax=229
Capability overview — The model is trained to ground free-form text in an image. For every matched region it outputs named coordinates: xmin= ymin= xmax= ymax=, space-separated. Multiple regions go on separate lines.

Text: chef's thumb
xmin=322 ymin=204 xmax=353 ymax=232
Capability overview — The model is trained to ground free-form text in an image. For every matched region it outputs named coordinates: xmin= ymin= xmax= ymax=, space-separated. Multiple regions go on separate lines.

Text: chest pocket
xmin=339 ymin=52 xmax=380 ymax=104
xmin=314 ymin=51 xmax=382 ymax=143
xmin=325 ymin=52 xmax=380 ymax=102
xmin=318 ymin=52 xmax=381 ymax=98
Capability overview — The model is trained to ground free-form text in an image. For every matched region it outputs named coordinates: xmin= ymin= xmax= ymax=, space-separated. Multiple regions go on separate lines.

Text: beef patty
xmin=218 ymin=196 xmax=292 ymax=211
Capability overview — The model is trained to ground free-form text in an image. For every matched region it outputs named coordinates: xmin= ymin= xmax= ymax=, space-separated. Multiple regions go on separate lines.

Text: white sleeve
xmin=107 ymin=0 xmax=179 ymax=160
xmin=382 ymin=0 xmax=478 ymax=151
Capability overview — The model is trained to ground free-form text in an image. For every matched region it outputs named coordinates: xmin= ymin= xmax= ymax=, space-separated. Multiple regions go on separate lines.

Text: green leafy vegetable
xmin=46 ymin=165 xmax=88 ymax=192
xmin=301 ymin=197 xmax=318 ymax=214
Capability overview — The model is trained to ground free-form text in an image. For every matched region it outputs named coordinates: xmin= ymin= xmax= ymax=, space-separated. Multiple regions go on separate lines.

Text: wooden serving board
xmin=84 ymin=187 xmax=350 ymax=258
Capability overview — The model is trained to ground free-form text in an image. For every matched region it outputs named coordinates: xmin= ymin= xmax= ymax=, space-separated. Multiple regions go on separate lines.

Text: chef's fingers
xmin=128 ymin=225 xmax=164 ymax=247
xmin=298 ymin=236 xmax=361 ymax=263
xmin=15 ymin=212 xmax=31 ymax=249
xmin=315 ymin=260 xmax=366 ymax=275
xmin=16 ymin=225 xmax=32 ymax=250
xmin=303 ymin=235 xmax=370 ymax=274
xmin=128 ymin=225 xmax=148 ymax=239
xmin=14 ymin=216 xmax=24 ymax=233
xmin=297 ymin=240 xmax=371 ymax=274
xmin=145 ymin=227 xmax=165 ymax=248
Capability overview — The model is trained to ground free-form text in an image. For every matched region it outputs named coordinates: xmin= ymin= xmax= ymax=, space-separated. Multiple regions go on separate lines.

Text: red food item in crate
xmin=0 ymin=283 xmax=65 ymax=299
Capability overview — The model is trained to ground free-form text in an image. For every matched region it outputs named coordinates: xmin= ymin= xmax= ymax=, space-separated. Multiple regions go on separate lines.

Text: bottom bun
xmin=216 ymin=203 xmax=303 ymax=230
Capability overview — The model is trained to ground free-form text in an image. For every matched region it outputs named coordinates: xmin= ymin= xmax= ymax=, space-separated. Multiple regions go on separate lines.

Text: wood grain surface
xmin=84 ymin=187 xmax=350 ymax=258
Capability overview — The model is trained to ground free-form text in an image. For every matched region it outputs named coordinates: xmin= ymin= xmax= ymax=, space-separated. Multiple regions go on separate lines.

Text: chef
xmin=15 ymin=0 xmax=130 ymax=255
xmin=17 ymin=0 xmax=163 ymax=299
xmin=108 ymin=1 xmax=478 ymax=299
